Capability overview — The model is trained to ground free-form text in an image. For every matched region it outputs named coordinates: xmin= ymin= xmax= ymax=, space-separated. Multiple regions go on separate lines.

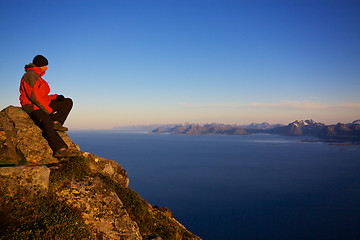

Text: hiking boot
xmin=53 ymin=148 xmax=79 ymax=158
xmin=53 ymin=121 xmax=68 ymax=131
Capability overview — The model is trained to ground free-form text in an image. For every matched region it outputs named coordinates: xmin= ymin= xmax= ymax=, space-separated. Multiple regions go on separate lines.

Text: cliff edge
xmin=0 ymin=106 xmax=201 ymax=240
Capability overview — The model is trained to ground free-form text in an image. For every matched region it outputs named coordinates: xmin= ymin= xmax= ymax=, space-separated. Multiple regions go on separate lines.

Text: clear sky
xmin=1 ymin=0 xmax=359 ymax=129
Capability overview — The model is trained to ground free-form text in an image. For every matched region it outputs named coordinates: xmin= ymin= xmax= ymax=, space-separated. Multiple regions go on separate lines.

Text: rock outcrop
xmin=0 ymin=165 xmax=50 ymax=195
xmin=0 ymin=106 xmax=201 ymax=240
xmin=0 ymin=105 xmax=78 ymax=166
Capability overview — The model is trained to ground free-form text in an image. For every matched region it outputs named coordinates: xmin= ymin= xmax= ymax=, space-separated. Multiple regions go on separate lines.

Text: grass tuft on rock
xmin=50 ymin=156 xmax=90 ymax=189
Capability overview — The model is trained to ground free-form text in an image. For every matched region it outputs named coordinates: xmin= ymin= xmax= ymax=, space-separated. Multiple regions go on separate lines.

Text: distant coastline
xmin=150 ymin=120 xmax=360 ymax=142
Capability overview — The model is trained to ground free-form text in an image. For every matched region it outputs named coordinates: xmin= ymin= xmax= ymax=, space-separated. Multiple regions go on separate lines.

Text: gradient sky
xmin=1 ymin=0 xmax=359 ymax=129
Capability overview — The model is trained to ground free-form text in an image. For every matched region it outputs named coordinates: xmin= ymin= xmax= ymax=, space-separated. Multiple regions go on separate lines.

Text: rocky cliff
xmin=0 ymin=106 xmax=201 ymax=240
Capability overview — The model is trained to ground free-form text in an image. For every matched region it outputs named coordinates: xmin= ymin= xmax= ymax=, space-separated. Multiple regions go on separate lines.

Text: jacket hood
xmin=25 ymin=63 xmax=36 ymax=69
xmin=24 ymin=63 xmax=45 ymax=76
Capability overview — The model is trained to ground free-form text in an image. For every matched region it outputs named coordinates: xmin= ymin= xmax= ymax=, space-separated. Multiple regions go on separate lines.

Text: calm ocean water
xmin=68 ymin=131 xmax=360 ymax=240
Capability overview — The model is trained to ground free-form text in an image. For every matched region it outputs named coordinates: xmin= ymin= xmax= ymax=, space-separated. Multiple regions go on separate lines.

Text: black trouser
xmin=49 ymin=98 xmax=73 ymax=125
xmin=30 ymin=98 xmax=73 ymax=152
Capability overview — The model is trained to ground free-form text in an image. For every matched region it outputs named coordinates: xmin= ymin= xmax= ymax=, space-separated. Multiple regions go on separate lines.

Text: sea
xmin=68 ymin=131 xmax=360 ymax=240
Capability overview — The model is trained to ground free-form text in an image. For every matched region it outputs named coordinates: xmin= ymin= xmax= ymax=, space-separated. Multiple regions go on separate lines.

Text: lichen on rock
xmin=1 ymin=106 xmax=58 ymax=165
xmin=56 ymin=176 xmax=142 ymax=240
xmin=84 ymin=151 xmax=129 ymax=188
xmin=0 ymin=165 xmax=50 ymax=196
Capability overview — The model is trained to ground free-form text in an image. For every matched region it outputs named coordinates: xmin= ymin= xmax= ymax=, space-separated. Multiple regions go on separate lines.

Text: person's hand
xmin=56 ymin=95 xmax=65 ymax=101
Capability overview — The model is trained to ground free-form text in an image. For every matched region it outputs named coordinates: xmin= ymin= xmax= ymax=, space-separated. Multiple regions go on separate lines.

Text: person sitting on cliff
xmin=19 ymin=55 xmax=78 ymax=158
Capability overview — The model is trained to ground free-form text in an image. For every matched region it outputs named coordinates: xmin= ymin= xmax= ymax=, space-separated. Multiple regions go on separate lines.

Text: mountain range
xmin=268 ymin=119 xmax=325 ymax=136
xmin=152 ymin=120 xmax=360 ymax=142
xmin=152 ymin=123 xmax=247 ymax=135
xmin=268 ymin=119 xmax=360 ymax=141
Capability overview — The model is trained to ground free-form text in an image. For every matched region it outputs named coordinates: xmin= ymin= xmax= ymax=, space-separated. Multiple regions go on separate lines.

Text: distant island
xmin=152 ymin=123 xmax=248 ymax=135
xmin=152 ymin=120 xmax=360 ymax=142
xmin=268 ymin=119 xmax=360 ymax=142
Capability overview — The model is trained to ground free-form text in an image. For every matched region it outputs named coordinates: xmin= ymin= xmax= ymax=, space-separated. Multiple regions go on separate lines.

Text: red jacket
xmin=19 ymin=63 xmax=57 ymax=114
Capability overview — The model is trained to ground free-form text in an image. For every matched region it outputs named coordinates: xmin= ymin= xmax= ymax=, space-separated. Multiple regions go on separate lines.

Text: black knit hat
xmin=33 ymin=55 xmax=48 ymax=67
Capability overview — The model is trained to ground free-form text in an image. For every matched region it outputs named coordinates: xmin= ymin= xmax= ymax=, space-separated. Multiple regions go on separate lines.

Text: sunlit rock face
xmin=0 ymin=105 xmax=202 ymax=240
xmin=0 ymin=105 xmax=78 ymax=166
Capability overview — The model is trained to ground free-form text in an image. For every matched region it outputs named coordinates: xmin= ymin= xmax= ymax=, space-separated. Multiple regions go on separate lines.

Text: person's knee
xmin=64 ymin=98 xmax=73 ymax=109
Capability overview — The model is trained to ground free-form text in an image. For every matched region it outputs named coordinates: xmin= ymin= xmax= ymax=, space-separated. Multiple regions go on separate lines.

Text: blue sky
xmin=1 ymin=0 xmax=359 ymax=129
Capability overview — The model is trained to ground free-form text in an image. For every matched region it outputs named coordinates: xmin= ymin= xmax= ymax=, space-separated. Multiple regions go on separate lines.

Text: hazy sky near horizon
xmin=1 ymin=0 xmax=359 ymax=129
